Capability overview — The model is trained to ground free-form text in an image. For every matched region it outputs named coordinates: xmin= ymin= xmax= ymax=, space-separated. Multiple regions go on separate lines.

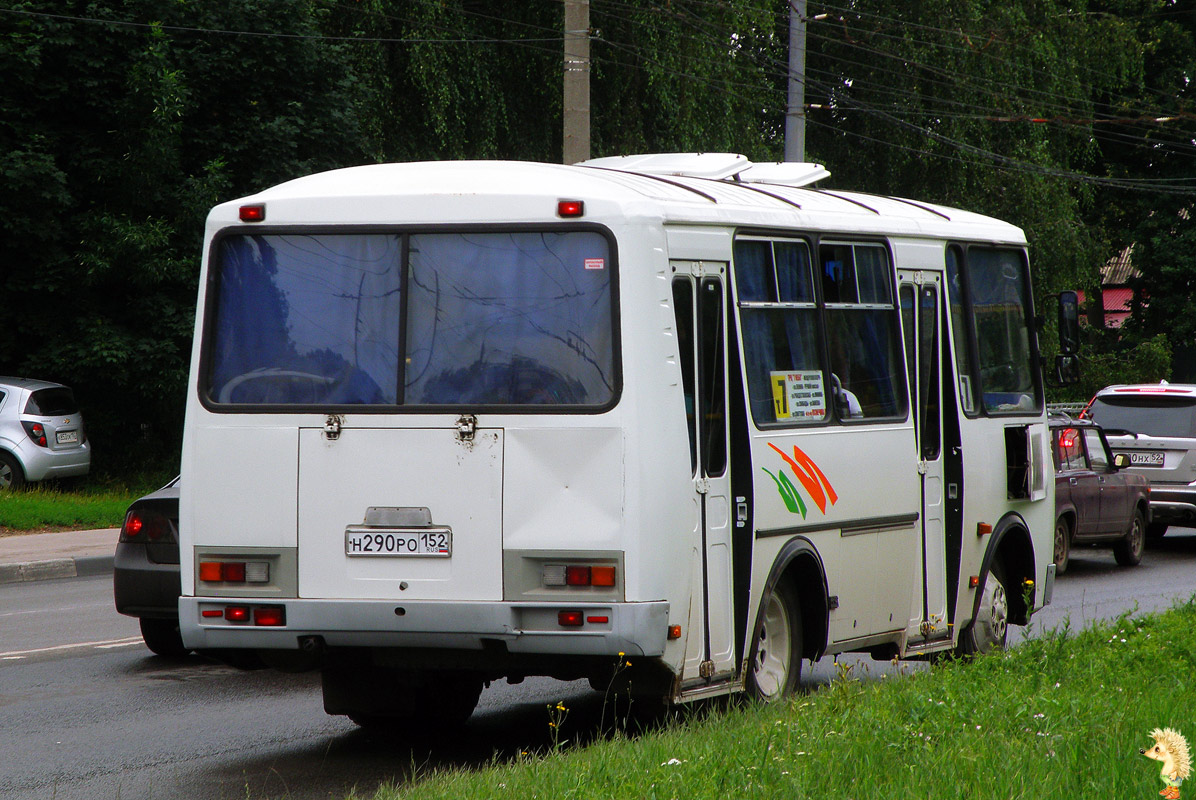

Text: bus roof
xmin=212 ymin=155 xmax=1027 ymax=244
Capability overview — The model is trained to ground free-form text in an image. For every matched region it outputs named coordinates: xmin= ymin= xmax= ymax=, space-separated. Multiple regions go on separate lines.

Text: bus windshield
xmin=947 ymin=246 xmax=1041 ymax=415
xmin=204 ymin=230 xmax=616 ymax=408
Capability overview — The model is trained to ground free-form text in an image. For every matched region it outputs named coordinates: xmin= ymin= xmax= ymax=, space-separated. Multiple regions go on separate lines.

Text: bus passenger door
xmin=672 ymin=264 xmax=737 ymax=685
xmin=899 ymin=274 xmax=950 ymax=643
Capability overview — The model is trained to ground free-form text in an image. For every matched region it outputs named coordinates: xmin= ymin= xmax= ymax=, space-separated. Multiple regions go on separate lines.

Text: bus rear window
xmin=205 ymin=230 xmax=616 ymax=408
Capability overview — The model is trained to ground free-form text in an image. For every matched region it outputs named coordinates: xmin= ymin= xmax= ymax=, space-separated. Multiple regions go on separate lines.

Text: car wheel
xmin=0 ymin=452 xmax=25 ymax=490
xmin=139 ymin=618 xmax=190 ymax=659
xmin=1052 ymin=517 xmax=1071 ymax=575
xmin=1114 ymin=507 xmax=1146 ymax=566
xmin=959 ymin=561 xmax=1009 ymax=656
xmin=746 ymin=580 xmax=803 ymax=701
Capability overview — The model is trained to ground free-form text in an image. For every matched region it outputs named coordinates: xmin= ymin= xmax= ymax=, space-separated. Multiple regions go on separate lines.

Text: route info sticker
xmin=770 ymin=371 xmax=826 ymax=421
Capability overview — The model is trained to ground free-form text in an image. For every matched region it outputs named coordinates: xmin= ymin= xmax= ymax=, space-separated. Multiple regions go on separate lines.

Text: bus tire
xmin=1113 ymin=507 xmax=1146 ymax=566
xmin=959 ymin=561 xmax=1009 ymax=656
xmin=746 ymin=580 xmax=803 ymax=701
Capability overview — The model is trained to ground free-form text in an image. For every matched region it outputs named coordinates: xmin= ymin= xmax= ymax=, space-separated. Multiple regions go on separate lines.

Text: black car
xmin=1050 ymin=415 xmax=1151 ymax=574
xmin=113 ymin=477 xmax=187 ymax=657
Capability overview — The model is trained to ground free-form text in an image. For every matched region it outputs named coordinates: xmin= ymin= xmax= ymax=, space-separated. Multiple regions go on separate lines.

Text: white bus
xmin=179 ymin=153 xmax=1057 ymax=727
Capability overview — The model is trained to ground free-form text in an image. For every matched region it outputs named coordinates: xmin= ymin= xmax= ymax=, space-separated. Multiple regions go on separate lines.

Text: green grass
xmin=0 ymin=473 xmax=172 ymax=531
xmin=369 ymin=601 xmax=1196 ymax=800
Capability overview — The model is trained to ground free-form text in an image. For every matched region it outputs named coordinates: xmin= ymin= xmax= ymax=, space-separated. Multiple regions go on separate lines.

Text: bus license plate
xmin=1124 ymin=451 xmax=1164 ymax=467
xmin=345 ymin=527 xmax=451 ymax=557
xmin=56 ymin=430 xmax=78 ymax=445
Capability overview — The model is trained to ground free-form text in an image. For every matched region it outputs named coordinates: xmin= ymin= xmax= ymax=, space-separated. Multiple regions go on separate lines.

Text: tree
xmin=1088 ymin=1 xmax=1196 ymax=380
xmin=0 ymin=0 xmax=370 ymax=473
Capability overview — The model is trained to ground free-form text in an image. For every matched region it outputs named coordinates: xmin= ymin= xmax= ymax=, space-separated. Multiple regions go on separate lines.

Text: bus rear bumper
xmin=179 ymin=597 xmax=670 ymax=658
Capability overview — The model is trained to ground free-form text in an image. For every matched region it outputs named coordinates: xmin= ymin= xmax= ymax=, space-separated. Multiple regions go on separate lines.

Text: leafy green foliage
xmin=1058 ymin=332 xmax=1172 ymax=402
xmin=0 ymin=1 xmax=369 ymax=474
xmin=0 ymin=1 xmax=1193 ymax=475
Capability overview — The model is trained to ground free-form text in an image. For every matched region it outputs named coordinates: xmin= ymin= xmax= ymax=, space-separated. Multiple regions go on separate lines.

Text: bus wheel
xmin=1114 ymin=508 xmax=1146 ymax=566
xmin=960 ymin=562 xmax=1008 ymax=655
xmin=746 ymin=581 xmax=803 ymax=701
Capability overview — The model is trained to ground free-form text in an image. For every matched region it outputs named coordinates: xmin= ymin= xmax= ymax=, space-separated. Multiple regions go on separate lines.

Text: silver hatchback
xmin=0 ymin=377 xmax=91 ymax=488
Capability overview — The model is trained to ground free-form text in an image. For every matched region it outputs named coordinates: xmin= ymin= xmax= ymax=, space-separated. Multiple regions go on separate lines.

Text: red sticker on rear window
xmin=584 ymin=258 xmax=605 ymax=270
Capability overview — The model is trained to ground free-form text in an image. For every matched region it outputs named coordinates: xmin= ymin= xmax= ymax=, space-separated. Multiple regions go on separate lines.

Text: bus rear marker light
xmin=557 ymin=199 xmax=584 ymax=217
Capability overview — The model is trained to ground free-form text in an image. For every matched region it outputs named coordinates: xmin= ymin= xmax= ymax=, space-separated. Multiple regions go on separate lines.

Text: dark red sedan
xmin=1050 ymin=414 xmax=1151 ymax=573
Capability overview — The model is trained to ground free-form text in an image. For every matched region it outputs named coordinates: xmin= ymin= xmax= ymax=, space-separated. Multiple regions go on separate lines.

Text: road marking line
xmin=0 ymin=602 xmax=109 ymax=619
xmin=97 ymin=640 xmax=144 ymax=650
xmin=0 ymin=636 xmax=144 ymax=658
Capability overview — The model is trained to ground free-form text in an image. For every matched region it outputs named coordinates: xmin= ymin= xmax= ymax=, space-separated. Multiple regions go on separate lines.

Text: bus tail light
xmin=565 ymin=565 xmax=590 ymax=586
xmin=199 ymin=560 xmax=271 ymax=583
xmin=558 ymin=610 xmax=584 ymax=627
xmin=204 ymin=604 xmax=286 ymax=626
xmin=254 ymin=606 xmax=286 ymax=626
xmin=543 ymin=563 xmax=618 ymax=588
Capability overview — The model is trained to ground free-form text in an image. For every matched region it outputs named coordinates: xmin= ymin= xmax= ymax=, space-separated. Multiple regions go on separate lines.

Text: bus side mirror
xmin=1058 ymin=291 xmax=1080 ymax=355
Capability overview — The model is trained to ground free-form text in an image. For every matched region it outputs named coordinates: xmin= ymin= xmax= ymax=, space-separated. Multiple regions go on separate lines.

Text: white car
xmin=1085 ymin=382 xmax=1196 ymax=538
xmin=0 ymin=377 xmax=91 ymax=489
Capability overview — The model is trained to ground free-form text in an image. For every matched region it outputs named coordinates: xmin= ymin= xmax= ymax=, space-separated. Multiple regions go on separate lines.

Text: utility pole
xmin=563 ymin=0 xmax=591 ymax=164
xmin=784 ymin=0 xmax=807 ymax=162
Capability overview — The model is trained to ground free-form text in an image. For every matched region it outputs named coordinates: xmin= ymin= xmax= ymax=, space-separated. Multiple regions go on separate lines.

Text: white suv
xmin=1085 ymin=382 xmax=1196 ymax=538
xmin=0 ymin=377 xmax=91 ymax=489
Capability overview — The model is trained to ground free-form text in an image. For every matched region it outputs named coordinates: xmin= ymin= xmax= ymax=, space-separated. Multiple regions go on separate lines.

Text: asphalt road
xmin=3 ymin=529 xmax=1196 ymax=800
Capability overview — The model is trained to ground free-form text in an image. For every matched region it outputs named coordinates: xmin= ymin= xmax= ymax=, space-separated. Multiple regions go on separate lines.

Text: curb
xmin=0 ymin=555 xmax=115 ymax=586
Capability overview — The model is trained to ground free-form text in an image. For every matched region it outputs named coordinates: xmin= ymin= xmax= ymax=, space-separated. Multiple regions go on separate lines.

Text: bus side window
xmin=672 ymin=278 xmax=698 ymax=475
xmin=733 ymin=238 xmax=825 ymax=427
xmin=820 ymin=243 xmax=906 ymax=421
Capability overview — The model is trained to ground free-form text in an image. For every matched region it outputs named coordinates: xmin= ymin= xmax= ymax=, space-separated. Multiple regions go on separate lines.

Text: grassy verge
xmin=0 ymin=473 xmax=172 ymax=532
xmin=371 ymin=601 xmax=1196 ymax=800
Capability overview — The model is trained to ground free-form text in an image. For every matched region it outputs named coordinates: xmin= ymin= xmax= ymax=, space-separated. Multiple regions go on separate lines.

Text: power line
xmin=0 ymin=7 xmax=564 ymax=45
